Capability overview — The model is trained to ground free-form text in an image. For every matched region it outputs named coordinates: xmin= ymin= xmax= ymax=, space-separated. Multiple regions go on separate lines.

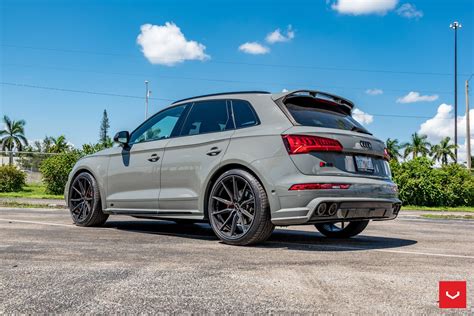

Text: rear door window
xmin=180 ymin=100 xmax=233 ymax=136
xmin=231 ymin=100 xmax=259 ymax=128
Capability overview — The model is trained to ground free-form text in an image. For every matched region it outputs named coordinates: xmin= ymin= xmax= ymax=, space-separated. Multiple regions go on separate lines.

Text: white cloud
xmin=330 ymin=0 xmax=398 ymax=15
xmin=238 ymin=42 xmax=270 ymax=55
xmin=418 ymin=103 xmax=474 ymax=164
xmin=365 ymin=88 xmax=383 ymax=95
xmin=282 ymin=88 xmax=289 ymax=92
xmin=352 ymin=108 xmax=374 ymax=125
xmin=396 ymin=3 xmax=423 ymax=19
xmin=397 ymin=91 xmax=439 ymax=103
xmin=419 ymin=104 xmax=454 ymax=142
xmin=265 ymin=25 xmax=295 ymax=44
xmin=136 ymin=22 xmax=209 ymax=66
xmin=419 ymin=103 xmax=474 ymax=142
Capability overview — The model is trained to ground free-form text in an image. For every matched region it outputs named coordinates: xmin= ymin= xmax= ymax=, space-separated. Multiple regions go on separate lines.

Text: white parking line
xmin=2 ymin=217 xmax=473 ymax=260
xmin=0 ymin=218 xmax=75 ymax=228
xmin=269 ymin=242 xmax=474 ymax=260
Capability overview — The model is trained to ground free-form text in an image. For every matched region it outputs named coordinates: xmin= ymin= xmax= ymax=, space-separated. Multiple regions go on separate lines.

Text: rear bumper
xmin=271 ymin=197 xmax=401 ymax=226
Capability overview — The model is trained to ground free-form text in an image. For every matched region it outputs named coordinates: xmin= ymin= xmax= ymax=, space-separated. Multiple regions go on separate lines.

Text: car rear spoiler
xmin=272 ymin=90 xmax=354 ymax=114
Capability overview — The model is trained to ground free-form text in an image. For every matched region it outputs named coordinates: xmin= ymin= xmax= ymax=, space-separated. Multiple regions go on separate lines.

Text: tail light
xmin=282 ymin=134 xmax=343 ymax=154
xmin=289 ymin=183 xmax=351 ymax=190
xmin=384 ymin=148 xmax=391 ymax=161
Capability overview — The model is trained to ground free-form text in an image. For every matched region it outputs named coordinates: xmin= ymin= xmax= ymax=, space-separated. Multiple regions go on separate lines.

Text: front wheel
xmin=315 ymin=220 xmax=369 ymax=238
xmin=68 ymin=172 xmax=108 ymax=227
xmin=208 ymin=169 xmax=274 ymax=246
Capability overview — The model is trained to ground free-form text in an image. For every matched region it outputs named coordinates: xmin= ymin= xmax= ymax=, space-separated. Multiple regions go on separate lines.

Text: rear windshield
xmin=286 ymin=102 xmax=371 ymax=135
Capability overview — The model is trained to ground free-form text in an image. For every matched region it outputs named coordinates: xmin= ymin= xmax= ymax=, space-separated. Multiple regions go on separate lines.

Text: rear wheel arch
xmin=203 ymin=163 xmax=271 ymax=220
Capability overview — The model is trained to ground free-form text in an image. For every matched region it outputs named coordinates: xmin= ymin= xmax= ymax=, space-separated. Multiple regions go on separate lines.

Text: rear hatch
xmin=278 ymin=92 xmax=390 ymax=179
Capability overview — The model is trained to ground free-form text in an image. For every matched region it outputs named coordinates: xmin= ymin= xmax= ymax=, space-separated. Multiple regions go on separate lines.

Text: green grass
xmin=402 ymin=205 xmax=474 ymax=213
xmin=421 ymin=214 xmax=474 ymax=220
xmin=0 ymin=183 xmax=63 ymax=200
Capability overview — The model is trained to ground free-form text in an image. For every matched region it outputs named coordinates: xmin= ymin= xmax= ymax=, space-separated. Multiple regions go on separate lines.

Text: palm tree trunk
xmin=8 ymin=151 xmax=13 ymax=165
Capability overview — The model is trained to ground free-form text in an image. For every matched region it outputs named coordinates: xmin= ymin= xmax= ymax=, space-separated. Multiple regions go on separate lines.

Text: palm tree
xmin=430 ymin=137 xmax=456 ymax=165
xmin=48 ymin=135 xmax=70 ymax=153
xmin=402 ymin=133 xmax=431 ymax=159
xmin=385 ymin=138 xmax=402 ymax=161
xmin=0 ymin=115 xmax=28 ymax=164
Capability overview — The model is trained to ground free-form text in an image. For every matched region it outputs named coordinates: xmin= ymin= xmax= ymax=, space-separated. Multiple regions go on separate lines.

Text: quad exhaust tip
xmin=328 ymin=203 xmax=338 ymax=216
xmin=316 ymin=203 xmax=327 ymax=216
xmin=315 ymin=202 xmax=338 ymax=217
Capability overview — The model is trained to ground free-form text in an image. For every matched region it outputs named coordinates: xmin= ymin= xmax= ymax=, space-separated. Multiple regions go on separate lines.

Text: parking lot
xmin=1 ymin=207 xmax=472 ymax=314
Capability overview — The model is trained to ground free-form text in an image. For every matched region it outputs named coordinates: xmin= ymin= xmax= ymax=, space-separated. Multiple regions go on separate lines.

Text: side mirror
xmin=113 ymin=131 xmax=130 ymax=145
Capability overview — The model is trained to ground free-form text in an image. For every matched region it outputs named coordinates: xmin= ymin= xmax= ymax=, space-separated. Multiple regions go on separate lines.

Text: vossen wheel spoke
xmin=219 ymin=210 xmax=235 ymax=231
xmin=72 ymin=186 xmax=82 ymax=196
xmin=212 ymin=196 xmax=232 ymax=205
xmin=212 ymin=208 xmax=233 ymax=216
xmin=240 ymin=208 xmax=254 ymax=221
xmin=232 ymin=176 xmax=239 ymax=201
xmin=77 ymin=179 xmax=85 ymax=195
xmin=230 ymin=212 xmax=238 ymax=236
xmin=238 ymin=182 xmax=248 ymax=202
xmin=221 ymin=182 xmax=234 ymax=202
xmin=240 ymin=197 xmax=254 ymax=207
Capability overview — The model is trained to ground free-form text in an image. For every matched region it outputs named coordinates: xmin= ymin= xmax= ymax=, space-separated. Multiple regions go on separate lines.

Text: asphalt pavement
xmin=0 ymin=208 xmax=473 ymax=314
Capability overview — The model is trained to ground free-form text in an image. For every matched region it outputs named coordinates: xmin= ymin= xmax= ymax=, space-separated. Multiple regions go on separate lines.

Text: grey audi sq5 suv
xmin=65 ymin=90 xmax=401 ymax=245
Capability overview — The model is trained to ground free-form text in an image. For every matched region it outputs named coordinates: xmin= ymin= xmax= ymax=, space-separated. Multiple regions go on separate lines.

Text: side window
xmin=129 ymin=104 xmax=187 ymax=144
xmin=231 ymin=100 xmax=259 ymax=128
xmin=180 ymin=100 xmax=232 ymax=136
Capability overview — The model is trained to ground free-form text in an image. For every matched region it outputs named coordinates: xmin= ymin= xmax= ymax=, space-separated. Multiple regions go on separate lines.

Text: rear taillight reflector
xmin=289 ymin=183 xmax=351 ymax=191
xmin=383 ymin=148 xmax=391 ymax=161
xmin=282 ymin=134 xmax=343 ymax=154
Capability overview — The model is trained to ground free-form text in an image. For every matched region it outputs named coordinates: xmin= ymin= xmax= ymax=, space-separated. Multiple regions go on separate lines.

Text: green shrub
xmin=391 ymin=157 xmax=474 ymax=207
xmin=0 ymin=165 xmax=26 ymax=192
xmin=40 ymin=152 xmax=80 ymax=195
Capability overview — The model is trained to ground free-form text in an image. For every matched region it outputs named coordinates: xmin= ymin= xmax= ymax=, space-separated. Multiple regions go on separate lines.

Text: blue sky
xmin=1 ymin=0 xmax=473 ymax=160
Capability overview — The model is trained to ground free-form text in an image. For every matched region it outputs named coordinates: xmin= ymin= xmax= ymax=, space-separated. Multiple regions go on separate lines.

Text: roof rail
xmin=172 ymin=91 xmax=271 ymax=104
xmin=274 ymin=89 xmax=354 ymax=112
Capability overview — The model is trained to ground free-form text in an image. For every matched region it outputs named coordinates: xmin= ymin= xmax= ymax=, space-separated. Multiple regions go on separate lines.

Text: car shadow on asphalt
xmin=104 ymin=220 xmax=417 ymax=252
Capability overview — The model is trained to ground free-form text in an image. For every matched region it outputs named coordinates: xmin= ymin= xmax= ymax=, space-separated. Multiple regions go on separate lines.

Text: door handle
xmin=148 ymin=154 xmax=160 ymax=162
xmin=206 ymin=147 xmax=222 ymax=156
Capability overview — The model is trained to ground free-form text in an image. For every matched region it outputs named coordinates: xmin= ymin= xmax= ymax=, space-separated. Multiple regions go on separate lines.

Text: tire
xmin=68 ymin=172 xmax=108 ymax=227
xmin=208 ymin=169 xmax=274 ymax=246
xmin=315 ymin=220 xmax=369 ymax=238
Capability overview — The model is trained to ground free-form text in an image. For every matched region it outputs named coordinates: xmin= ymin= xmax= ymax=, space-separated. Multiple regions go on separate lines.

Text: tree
xmin=0 ymin=115 xmax=28 ymax=165
xmin=385 ymin=138 xmax=402 ymax=161
xmin=402 ymin=133 xmax=431 ymax=159
xmin=48 ymin=135 xmax=70 ymax=153
xmin=99 ymin=109 xmax=112 ymax=147
xmin=430 ymin=137 xmax=456 ymax=166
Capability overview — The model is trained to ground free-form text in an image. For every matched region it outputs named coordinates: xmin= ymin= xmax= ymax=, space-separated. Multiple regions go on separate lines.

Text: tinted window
xmin=286 ymin=103 xmax=370 ymax=134
xmin=180 ymin=100 xmax=232 ymax=135
xmin=129 ymin=104 xmax=187 ymax=143
xmin=232 ymin=100 xmax=259 ymax=128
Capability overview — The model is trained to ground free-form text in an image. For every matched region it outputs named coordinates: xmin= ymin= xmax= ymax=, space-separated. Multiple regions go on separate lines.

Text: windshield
xmin=286 ymin=103 xmax=371 ymax=135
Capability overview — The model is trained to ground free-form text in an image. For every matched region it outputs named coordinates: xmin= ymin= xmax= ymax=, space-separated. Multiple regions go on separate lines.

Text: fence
xmin=0 ymin=151 xmax=59 ymax=183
